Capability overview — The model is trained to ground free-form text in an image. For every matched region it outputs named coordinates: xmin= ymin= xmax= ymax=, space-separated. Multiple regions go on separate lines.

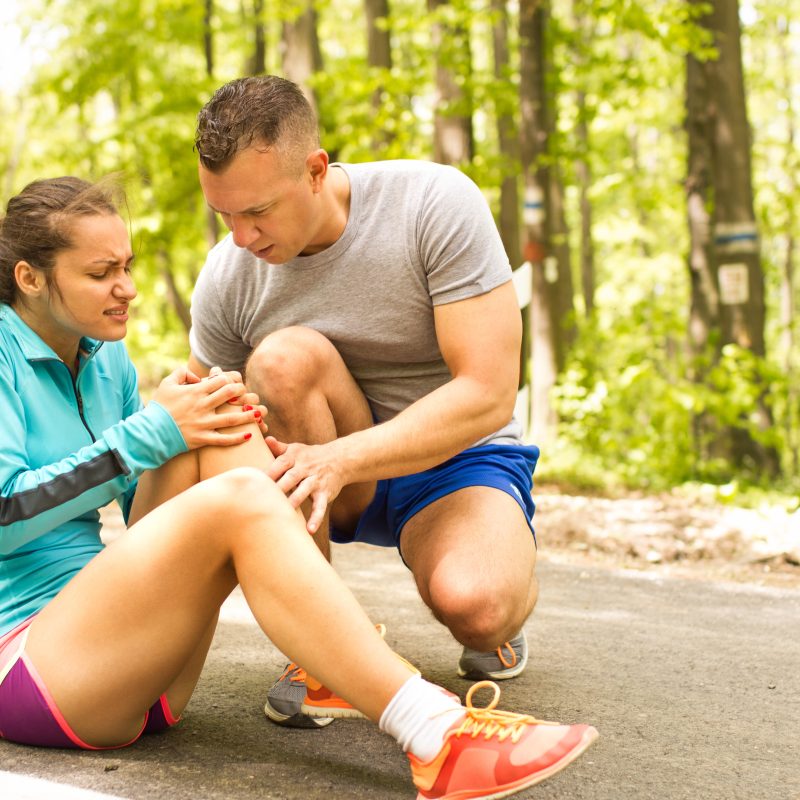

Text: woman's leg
xmin=125 ymin=450 xmax=217 ymax=718
xmin=24 ymin=436 xmax=411 ymax=747
xmin=127 ymin=450 xmax=200 ymax=526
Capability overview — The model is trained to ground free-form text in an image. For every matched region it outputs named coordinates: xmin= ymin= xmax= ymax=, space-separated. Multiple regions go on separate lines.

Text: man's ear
xmin=306 ymin=149 xmax=329 ymax=192
xmin=14 ymin=260 xmax=46 ymax=299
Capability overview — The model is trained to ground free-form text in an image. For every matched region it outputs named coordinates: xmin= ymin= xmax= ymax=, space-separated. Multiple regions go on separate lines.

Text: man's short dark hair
xmin=195 ymin=76 xmax=320 ymax=174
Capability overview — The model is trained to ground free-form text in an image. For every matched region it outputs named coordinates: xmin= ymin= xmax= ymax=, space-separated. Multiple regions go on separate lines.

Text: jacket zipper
xmin=69 ymin=364 xmax=96 ymax=443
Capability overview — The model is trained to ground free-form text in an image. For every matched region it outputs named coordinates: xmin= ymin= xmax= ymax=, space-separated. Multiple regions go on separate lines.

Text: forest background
xmin=1 ymin=0 xmax=798 ymax=513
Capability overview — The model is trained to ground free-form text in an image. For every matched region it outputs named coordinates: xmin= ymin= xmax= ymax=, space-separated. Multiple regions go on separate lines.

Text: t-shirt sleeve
xmin=416 ymin=166 xmax=512 ymax=305
xmin=189 ymin=244 xmax=253 ymax=371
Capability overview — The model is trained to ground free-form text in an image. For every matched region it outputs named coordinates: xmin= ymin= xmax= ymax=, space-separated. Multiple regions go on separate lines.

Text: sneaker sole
xmin=300 ymin=702 xmax=367 ymax=720
xmin=264 ymin=700 xmax=335 ymax=728
xmin=415 ymin=725 xmax=599 ymax=800
xmin=457 ymin=650 xmax=529 ymax=681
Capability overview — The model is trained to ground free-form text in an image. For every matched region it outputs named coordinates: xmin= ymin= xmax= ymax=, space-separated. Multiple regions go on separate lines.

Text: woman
xmin=0 ymin=176 xmax=596 ymax=799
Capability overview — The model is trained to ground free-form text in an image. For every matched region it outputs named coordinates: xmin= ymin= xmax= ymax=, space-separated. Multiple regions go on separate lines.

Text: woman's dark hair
xmin=0 ymin=176 xmax=123 ymax=305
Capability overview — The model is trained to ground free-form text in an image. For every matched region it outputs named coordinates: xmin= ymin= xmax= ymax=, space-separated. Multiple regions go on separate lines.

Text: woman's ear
xmin=13 ymin=260 xmax=46 ymax=298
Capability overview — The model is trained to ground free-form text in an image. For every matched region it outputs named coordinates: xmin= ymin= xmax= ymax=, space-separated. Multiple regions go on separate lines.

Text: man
xmin=189 ymin=76 xmax=540 ymax=728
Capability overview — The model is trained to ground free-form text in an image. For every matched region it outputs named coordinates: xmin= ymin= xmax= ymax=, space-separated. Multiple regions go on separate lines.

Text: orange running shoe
xmin=301 ymin=624 xmax=420 ymax=719
xmin=264 ymin=663 xmax=334 ymax=728
xmin=408 ymin=681 xmax=598 ymax=800
xmin=301 ymin=673 xmax=368 ymax=719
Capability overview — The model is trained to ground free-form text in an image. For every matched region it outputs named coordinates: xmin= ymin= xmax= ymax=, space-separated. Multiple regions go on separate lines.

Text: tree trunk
xmin=245 ymin=0 xmax=266 ymax=76
xmin=519 ymin=0 xmax=573 ymax=444
xmin=365 ymin=0 xmax=392 ymax=70
xmin=282 ymin=2 xmax=323 ymax=116
xmin=365 ymin=0 xmax=392 ymax=151
xmin=203 ymin=0 xmax=219 ymax=249
xmin=491 ymin=0 xmax=521 ymax=269
xmin=783 ymin=234 xmax=798 ymax=476
xmin=778 ymin=14 xmax=798 ymax=475
xmin=686 ymin=0 xmax=779 ymax=474
xmin=572 ymin=1 xmax=594 ymax=316
xmin=519 ymin=0 xmax=553 ymax=444
xmin=160 ymin=254 xmax=192 ymax=333
xmin=708 ymin=0 xmax=765 ymax=356
xmin=685 ymin=38 xmax=718 ymax=468
xmin=575 ymin=88 xmax=594 ymax=316
xmin=685 ymin=33 xmax=717 ymax=360
xmin=203 ymin=0 xmax=214 ymax=76
xmin=427 ymin=0 xmax=474 ymax=166
xmin=549 ymin=168 xmax=576 ymax=357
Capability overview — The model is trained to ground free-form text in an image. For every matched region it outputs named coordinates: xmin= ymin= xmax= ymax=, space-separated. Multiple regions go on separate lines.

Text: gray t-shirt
xmin=189 ymin=159 xmax=522 ymax=444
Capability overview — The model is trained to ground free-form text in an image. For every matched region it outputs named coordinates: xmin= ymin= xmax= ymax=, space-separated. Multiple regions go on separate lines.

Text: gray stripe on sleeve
xmin=0 ymin=449 xmax=129 ymax=526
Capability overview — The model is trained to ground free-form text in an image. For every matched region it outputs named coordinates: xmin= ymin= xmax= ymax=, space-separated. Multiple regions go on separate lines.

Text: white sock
xmin=379 ymin=673 xmax=466 ymax=762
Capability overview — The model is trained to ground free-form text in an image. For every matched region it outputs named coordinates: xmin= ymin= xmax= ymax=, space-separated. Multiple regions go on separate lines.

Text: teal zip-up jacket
xmin=0 ymin=303 xmax=188 ymax=635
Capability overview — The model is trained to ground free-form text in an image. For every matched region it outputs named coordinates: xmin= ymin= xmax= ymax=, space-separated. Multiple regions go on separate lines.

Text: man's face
xmin=199 ymin=145 xmax=322 ymax=264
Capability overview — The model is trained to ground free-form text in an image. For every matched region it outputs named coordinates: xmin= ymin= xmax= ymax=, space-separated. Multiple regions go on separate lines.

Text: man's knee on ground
xmin=245 ymin=326 xmax=336 ymax=403
xmin=425 ymin=573 xmax=528 ymax=649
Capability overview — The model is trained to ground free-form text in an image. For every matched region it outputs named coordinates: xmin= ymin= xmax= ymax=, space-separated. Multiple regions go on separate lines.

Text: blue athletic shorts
xmin=330 ymin=443 xmax=540 ymax=549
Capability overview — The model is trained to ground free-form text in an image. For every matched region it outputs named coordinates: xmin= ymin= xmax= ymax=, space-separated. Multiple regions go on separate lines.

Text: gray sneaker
xmin=457 ymin=631 xmax=528 ymax=680
xmin=264 ymin=663 xmax=335 ymax=728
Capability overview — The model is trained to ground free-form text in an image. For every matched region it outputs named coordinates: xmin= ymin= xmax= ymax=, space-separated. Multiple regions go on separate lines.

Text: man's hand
xmin=265 ymin=437 xmax=344 ymax=535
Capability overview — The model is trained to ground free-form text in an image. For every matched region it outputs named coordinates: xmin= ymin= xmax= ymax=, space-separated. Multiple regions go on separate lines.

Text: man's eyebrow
xmin=208 ymin=201 xmax=274 ymax=215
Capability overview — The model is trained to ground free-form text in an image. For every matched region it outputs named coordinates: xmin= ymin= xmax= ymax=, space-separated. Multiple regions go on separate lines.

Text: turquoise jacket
xmin=0 ymin=304 xmax=187 ymax=635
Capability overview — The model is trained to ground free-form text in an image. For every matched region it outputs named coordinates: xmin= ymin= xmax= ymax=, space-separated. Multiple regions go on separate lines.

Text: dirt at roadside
xmin=533 ymin=486 xmax=800 ymax=587
xmin=101 ymin=488 xmax=800 ymax=588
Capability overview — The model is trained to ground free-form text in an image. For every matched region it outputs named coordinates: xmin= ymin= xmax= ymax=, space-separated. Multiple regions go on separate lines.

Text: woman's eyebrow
xmin=88 ymin=254 xmax=135 ymax=266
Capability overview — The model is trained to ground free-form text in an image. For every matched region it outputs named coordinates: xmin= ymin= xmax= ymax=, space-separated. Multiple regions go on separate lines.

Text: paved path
xmin=1 ymin=544 xmax=798 ymax=800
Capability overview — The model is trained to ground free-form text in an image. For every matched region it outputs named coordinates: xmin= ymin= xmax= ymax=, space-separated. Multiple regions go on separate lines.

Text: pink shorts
xmin=0 ymin=616 xmax=179 ymax=749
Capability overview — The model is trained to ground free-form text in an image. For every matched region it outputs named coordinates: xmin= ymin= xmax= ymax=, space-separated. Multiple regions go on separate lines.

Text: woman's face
xmin=45 ymin=213 xmax=137 ymax=344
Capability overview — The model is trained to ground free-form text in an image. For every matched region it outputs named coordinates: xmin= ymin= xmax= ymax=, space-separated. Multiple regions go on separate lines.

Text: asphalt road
xmin=1 ymin=543 xmax=798 ymax=800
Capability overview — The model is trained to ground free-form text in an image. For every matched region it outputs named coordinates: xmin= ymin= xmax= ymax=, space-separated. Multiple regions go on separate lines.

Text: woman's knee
xmin=245 ymin=327 xmax=337 ymax=401
xmin=198 ymin=468 xmax=294 ymax=533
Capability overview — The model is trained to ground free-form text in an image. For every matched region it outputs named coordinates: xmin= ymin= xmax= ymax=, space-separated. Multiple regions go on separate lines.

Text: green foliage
xmin=548 ymin=264 xmax=696 ymax=489
xmin=1 ymin=0 xmax=798 ymax=497
xmin=550 ymin=325 xmax=797 ymax=490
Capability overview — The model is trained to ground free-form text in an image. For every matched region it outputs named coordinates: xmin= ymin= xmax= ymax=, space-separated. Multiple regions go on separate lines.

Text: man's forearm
xmin=330 ymin=374 xmax=517 ymax=486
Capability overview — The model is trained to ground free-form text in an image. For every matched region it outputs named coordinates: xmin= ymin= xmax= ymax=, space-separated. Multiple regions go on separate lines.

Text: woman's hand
xmin=224 ymin=390 xmax=269 ymax=438
xmin=152 ymin=366 xmax=262 ymax=449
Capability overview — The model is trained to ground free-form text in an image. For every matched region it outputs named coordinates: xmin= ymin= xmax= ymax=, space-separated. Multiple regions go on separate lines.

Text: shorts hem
xmin=21 ymin=650 xmax=146 ymax=750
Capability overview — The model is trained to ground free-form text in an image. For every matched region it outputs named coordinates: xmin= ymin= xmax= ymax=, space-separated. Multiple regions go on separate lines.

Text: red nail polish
xmin=243 ymin=404 xmax=253 ymax=411
xmin=254 ymin=411 xmax=262 ymax=419
xmin=244 ymin=433 xmax=252 ymax=440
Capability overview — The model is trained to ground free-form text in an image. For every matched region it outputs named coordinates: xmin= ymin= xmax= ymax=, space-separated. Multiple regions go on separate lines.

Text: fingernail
xmin=254 ymin=411 xmax=261 ymax=419
xmin=244 ymin=433 xmax=252 ymax=440
xmin=243 ymin=404 xmax=253 ymax=411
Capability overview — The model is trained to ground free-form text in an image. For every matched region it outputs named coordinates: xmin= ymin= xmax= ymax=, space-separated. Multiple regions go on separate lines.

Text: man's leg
xmin=245 ymin=326 xmax=376 ymax=555
xmin=400 ymin=486 xmax=537 ymax=678
xmin=245 ymin=326 xmax=380 ymax=725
